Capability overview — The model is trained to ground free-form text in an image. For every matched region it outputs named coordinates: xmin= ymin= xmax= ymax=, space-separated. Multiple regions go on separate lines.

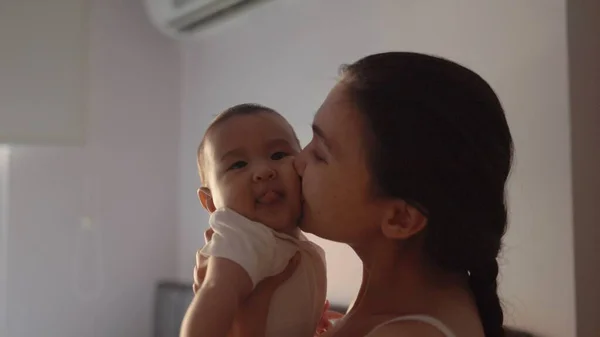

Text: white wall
xmin=0 ymin=0 xmax=87 ymax=145
xmin=177 ymin=1 xmax=576 ymax=336
xmin=3 ymin=0 xmax=180 ymax=336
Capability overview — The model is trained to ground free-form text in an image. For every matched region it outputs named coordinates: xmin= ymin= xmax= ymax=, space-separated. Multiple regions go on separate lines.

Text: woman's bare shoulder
xmin=365 ymin=319 xmax=448 ymax=337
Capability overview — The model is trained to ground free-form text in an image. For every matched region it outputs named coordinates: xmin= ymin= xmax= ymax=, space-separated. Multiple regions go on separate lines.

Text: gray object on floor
xmin=154 ymin=282 xmax=194 ymax=337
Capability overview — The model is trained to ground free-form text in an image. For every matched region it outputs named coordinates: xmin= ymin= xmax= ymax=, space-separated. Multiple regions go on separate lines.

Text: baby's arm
xmin=180 ymin=257 xmax=252 ymax=337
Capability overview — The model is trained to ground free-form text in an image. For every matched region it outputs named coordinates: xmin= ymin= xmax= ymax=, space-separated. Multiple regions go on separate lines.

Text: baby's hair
xmin=196 ymin=103 xmax=298 ymax=185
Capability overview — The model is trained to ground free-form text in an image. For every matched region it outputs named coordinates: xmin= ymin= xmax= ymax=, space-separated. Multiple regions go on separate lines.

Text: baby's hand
xmin=315 ymin=300 xmax=345 ymax=336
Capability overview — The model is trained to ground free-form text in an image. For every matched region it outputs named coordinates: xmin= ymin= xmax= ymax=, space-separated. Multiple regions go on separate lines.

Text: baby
xmin=181 ymin=104 xmax=327 ymax=337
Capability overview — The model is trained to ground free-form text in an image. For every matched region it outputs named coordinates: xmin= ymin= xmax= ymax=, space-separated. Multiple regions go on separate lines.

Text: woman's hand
xmin=191 ymin=228 xmax=214 ymax=294
xmin=231 ymin=252 xmax=300 ymax=337
xmin=193 ymin=228 xmax=300 ymax=337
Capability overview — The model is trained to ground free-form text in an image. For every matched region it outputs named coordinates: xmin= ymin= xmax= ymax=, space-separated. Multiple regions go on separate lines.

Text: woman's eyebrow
xmin=312 ymin=123 xmax=334 ymax=152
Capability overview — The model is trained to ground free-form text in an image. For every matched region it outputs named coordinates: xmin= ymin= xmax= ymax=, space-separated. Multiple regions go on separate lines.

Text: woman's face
xmin=295 ymin=82 xmax=383 ymax=244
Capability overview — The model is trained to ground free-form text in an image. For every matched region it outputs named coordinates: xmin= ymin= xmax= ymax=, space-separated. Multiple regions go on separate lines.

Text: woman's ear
xmin=198 ymin=187 xmax=216 ymax=213
xmin=380 ymin=200 xmax=427 ymax=240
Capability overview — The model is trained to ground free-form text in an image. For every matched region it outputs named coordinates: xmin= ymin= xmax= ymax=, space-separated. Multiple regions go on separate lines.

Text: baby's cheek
xmin=279 ymin=158 xmax=300 ymax=180
xmin=213 ymin=186 xmax=251 ymax=216
xmin=223 ymin=191 xmax=247 ymax=209
xmin=281 ymin=162 xmax=301 ymax=195
xmin=280 ymin=157 xmax=298 ymax=171
xmin=208 ymin=189 xmax=226 ymax=209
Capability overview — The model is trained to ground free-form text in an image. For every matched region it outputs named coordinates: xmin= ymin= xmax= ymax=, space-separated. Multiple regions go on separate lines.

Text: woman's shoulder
xmin=365 ymin=315 xmax=455 ymax=337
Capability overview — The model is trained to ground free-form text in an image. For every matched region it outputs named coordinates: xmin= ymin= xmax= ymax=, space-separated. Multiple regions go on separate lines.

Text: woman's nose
xmin=294 ymin=150 xmax=307 ymax=176
xmin=253 ymin=165 xmax=277 ymax=182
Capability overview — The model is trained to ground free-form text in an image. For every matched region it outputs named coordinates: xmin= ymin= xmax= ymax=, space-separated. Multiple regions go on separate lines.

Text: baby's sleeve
xmin=199 ymin=209 xmax=278 ymax=288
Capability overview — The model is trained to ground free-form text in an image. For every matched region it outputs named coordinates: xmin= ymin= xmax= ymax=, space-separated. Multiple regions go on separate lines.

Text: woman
xmin=194 ymin=52 xmax=513 ymax=337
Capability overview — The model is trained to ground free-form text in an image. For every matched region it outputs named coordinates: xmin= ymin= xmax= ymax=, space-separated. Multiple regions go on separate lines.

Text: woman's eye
xmin=228 ymin=161 xmax=247 ymax=170
xmin=311 ymin=150 xmax=325 ymax=163
xmin=271 ymin=151 xmax=289 ymax=160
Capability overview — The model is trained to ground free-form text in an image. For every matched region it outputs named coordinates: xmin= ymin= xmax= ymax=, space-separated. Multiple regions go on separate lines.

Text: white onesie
xmin=200 ymin=208 xmax=327 ymax=337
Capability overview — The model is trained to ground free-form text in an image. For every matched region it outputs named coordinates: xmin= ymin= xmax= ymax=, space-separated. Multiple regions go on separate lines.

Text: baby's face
xmin=201 ymin=112 xmax=302 ymax=233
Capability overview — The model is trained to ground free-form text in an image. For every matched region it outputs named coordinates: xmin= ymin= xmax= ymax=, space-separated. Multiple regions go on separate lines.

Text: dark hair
xmin=342 ymin=52 xmax=512 ymax=337
xmin=196 ymin=103 xmax=298 ymax=184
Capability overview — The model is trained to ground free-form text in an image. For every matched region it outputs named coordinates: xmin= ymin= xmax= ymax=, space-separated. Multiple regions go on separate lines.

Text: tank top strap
xmin=366 ymin=315 xmax=456 ymax=337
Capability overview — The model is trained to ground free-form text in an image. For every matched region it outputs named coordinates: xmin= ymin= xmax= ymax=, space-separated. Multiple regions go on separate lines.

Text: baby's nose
xmin=253 ymin=166 xmax=277 ymax=181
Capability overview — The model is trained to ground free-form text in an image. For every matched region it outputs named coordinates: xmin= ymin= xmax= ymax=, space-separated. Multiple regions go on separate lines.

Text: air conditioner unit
xmin=145 ymin=0 xmax=271 ymax=38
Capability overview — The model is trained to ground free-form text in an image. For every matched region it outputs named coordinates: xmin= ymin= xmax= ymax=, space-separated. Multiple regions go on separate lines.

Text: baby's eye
xmin=228 ymin=161 xmax=247 ymax=170
xmin=271 ymin=152 xmax=289 ymax=161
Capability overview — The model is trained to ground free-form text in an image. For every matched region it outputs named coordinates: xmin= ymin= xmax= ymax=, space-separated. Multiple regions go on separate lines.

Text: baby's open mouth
xmin=256 ymin=190 xmax=284 ymax=205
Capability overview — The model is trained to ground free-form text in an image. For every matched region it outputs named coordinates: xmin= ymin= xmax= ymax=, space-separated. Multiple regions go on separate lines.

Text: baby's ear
xmin=198 ymin=187 xmax=216 ymax=213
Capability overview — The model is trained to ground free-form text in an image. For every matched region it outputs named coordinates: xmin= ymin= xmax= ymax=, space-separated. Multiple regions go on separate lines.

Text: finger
xmin=194 ymin=257 xmax=207 ymax=283
xmin=252 ymin=252 xmax=301 ymax=295
xmin=204 ymin=228 xmax=214 ymax=244
xmin=269 ymin=252 xmax=301 ymax=283
xmin=288 ymin=251 xmax=301 ymax=269
xmin=324 ymin=311 xmax=345 ymax=320
xmin=194 ymin=250 xmax=208 ymax=284
xmin=193 ymin=265 xmax=199 ymax=284
xmin=195 ymin=249 xmax=205 ymax=268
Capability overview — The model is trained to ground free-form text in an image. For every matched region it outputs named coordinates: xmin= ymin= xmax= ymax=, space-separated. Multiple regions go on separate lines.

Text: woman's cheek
xmin=307 ymin=170 xmax=331 ymax=213
xmin=301 ymin=165 xmax=317 ymax=195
